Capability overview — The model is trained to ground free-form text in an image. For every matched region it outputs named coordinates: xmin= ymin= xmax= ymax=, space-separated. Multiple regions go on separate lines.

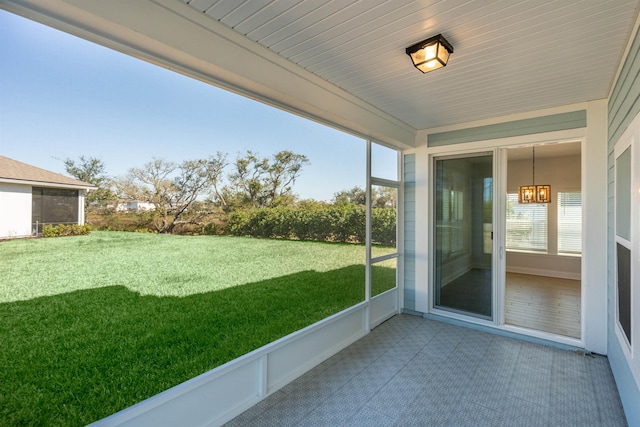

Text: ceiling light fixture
xmin=406 ymin=34 xmax=454 ymax=73
xmin=518 ymin=146 xmax=551 ymax=204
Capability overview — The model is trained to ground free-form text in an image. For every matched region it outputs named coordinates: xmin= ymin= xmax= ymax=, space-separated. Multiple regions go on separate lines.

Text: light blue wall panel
xmin=609 ymin=27 xmax=640 ymax=146
xmin=404 ymin=154 xmax=416 ymax=311
xmin=404 ymin=202 xmax=416 ymax=217
xmin=607 ymin=24 xmax=640 ymax=426
xmin=428 ymin=110 xmax=587 ymax=147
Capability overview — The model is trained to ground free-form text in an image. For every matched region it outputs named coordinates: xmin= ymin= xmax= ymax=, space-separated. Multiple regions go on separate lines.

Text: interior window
xmin=557 ymin=191 xmax=582 ymax=255
xmin=506 ymin=193 xmax=548 ymax=253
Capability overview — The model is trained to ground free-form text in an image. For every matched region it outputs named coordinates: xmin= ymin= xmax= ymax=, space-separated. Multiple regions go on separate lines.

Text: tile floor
xmin=224 ymin=314 xmax=628 ymax=426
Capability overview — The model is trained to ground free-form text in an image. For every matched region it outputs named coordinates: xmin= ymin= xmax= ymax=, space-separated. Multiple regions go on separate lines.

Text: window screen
xmin=32 ymin=187 xmax=79 ymax=233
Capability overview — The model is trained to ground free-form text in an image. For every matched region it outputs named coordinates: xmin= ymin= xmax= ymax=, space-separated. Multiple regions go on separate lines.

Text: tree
xmin=63 ymin=156 xmax=115 ymax=212
xmin=265 ymin=150 xmax=309 ymax=205
xmin=223 ymin=150 xmax=309 ymax=210
xmin=115 ymin=153 xmax=226 ymax=233
xmin=224 ymin=150 xmax=267 ymax=209
xmin=372 ymin=186 xmax=397 ymax=209
xmin=333 ymin=186 xmax=367 ymax=206
xmin=332 ymin=186 xmax=397 ymax=208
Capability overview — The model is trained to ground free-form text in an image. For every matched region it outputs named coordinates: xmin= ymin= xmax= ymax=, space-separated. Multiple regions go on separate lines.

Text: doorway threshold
xmin=420 ymin=312 xmax=584 ymax=352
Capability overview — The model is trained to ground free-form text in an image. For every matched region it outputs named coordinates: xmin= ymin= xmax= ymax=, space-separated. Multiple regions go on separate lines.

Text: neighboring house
xmin=2 ymin=2 xmax=640 ymax=426
xmin=0 ymin=156 xmax=94 ymax=238
xmin=115 ymin=200 xmax=155 ymax=212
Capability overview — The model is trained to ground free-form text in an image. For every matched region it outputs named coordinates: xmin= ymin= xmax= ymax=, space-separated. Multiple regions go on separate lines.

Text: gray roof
xmin=0 ymin=155 xmax=95 ymax=189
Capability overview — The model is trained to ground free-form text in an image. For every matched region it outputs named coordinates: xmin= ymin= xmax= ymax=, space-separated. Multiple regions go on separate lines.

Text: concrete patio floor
xmin=224 ymin=314 xmax=627 ymax=426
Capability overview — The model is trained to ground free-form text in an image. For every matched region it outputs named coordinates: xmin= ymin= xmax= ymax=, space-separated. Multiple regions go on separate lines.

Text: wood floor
xmin=505 ymin=272 xmax=581 ymax=339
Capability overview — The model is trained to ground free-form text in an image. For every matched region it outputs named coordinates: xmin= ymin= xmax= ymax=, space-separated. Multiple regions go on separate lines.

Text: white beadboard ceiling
xmin=183 ymin=0 xmax=640 ymax=130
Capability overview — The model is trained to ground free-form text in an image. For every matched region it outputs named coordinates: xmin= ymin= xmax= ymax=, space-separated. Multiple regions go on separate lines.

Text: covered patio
xmin=1 ymin=0 xmax=639 ymax=425
xmin=226 ymin=314 xmax=627 ymax=426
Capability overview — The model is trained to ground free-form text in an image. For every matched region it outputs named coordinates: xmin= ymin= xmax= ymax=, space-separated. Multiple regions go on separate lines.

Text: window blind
xmin=558 ymin=191 xmax=582 ymax=255
xmin=506 ymin=193 xmax=547 ymax=252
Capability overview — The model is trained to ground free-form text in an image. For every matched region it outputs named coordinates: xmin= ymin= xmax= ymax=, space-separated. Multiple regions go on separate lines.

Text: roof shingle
xmin=0 ymin=155 xmax=94 ymax=188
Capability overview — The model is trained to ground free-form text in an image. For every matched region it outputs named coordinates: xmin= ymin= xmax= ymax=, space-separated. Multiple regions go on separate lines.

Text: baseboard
xmin=506 ymin=266 xmax=580 ymax=281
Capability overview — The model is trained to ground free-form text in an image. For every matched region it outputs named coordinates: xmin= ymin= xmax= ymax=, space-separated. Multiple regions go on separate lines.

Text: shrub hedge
xmin=42 ymin=224 xmax=93 ymax=238
xmin=87 ymin=205 xmax=396 ymax=244
xmin=227 ymin=205 xmax=396 ymax=245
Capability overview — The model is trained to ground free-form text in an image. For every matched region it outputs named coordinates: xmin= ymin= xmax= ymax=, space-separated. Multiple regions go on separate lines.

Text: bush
xmin=225 ymin=204 xmax=395 ymax=245
xmin=198 ymin=222 xmax=222 ymax=236
xmin=42 ymin=224 xmax=92 ymax=238
xmin=372 ymin=207 xmax=396 ymax=245
xmin=87 ymin=213 xmax=140 ymax=232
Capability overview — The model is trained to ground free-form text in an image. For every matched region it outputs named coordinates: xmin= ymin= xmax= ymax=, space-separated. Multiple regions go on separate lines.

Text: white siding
xmin=0 ymin=183 xmax=32 ymax=238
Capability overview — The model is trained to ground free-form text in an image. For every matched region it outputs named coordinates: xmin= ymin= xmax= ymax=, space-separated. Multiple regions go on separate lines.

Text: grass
xmin=0 ymin=231 xmax=395 ymax=426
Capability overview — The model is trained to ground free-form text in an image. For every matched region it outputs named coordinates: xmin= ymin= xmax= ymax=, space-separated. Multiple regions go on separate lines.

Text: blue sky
xmin=0 ymin=10 xmax=371 ymax=201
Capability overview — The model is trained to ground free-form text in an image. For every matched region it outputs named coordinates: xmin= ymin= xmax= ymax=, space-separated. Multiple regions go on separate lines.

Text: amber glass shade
xmin=536 ymin=185 xmax=551 ymax=203
xmin=518 ymin=185 xmax=536 ymax=203
xmin=406 ymin=34 xmax=453 ymax=73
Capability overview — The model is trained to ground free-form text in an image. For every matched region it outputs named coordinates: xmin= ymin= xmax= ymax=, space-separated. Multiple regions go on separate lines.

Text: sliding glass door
xmin=434 ymin=153 xmax=493 ymax=319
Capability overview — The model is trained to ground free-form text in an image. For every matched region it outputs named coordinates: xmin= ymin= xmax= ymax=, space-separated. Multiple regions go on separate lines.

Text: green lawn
xmin=0 ymin=231 xmax=395 ymax=426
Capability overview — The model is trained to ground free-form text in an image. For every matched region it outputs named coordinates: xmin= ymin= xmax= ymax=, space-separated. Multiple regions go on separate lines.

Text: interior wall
xmin=507 ymin=154 xmax=581 ymax=193
xmin=506 ymin=152 xmax=581 ymax=279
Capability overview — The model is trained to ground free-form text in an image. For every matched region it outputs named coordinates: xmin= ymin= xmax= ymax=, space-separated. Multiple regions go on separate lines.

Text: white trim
xmin=500 ymin=324 xmax=583 ymax=348
xmin=429 ymin=306 xmax=495 ymax=328
xmin=78 ymin=190 xmax=86 ymax=225
xmin=582 ymin=99 xmax=608 ymax=353
xmin=420 ymin=111 xmax=597 ymax=349
xmin=414 ymin=142 xmax=429 ymax=313
xmin=429 ymin=149 xmax=495 ymax=321
xmin=91 ymin=294 xmax=400 ymax=426
xmin=368 ymin=139 xmax=403 ymax=325
xmin=613 ymin=121 xmax=633 ymax=359
xmin=90 ymin=303 xmax=369 ymax=427
xmin=429 ymin=300 xmax=584 ymax=349
xmin=371 ymin=252 xmax=399 ymax=263
xmin=365 ymin=140 xmax=372 ymax=317
xmin=371 ymin=177 xmax=401 ymax=189
xmin=0 ymin=178 xmax=94 ymax=190
xmin=496 ymin=148 xmax=508 ymax=327
xmin=397 ymin=148 xmax=405 ymax=312
xmin=370 ymin=288 xmax=399 ymax=328
xmin=612 ymin=109 xmax=640 ymax=391
xmin=491 ymin=148 xmax=498 ymax=324
xmin=615 ymin=134 xmax=634 ymax=158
